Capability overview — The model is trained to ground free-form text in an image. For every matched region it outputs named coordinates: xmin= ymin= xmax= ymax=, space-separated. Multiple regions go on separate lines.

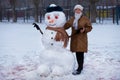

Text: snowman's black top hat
xmin=46 ymin=4 xmax=63 ymax=12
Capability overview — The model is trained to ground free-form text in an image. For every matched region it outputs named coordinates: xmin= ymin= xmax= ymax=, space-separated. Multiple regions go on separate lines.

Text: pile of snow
xmin=0 ymin=22 xmax=120 ymax=80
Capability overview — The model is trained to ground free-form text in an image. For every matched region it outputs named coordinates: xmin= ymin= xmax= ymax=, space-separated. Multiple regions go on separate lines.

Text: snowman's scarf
xmin=46 ymin=26 xmax=69 ymax=48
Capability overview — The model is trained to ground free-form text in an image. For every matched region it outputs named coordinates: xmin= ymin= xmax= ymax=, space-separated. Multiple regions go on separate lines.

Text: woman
xmin=63 ymin=4 xmax=92 ymax=75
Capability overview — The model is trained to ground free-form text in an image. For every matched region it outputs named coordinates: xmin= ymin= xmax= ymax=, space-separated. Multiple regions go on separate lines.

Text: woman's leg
xmin=76 ymin=52 xmax=84 ymax=71
xmin=72 ymin=52 xmax=84 ymax=75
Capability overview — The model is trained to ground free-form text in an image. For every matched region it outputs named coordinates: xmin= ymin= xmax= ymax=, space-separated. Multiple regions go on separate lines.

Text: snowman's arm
xmin=33 ymin=23 xmax=43 ymax=35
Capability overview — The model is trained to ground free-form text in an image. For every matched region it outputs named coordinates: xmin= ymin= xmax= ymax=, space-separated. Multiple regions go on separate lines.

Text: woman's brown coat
xmin=64 ymin=15 xmax=92 ymax=52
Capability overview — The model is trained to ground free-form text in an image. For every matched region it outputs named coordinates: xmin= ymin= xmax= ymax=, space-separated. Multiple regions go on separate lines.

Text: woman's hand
xmin=80 ymin=27 xmax=85 ymax=33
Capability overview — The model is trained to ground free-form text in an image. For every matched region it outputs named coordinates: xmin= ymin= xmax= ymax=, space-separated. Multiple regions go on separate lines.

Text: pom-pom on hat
xmin=46 ymin=4 xmax=63 ymax=12
xmin=74 ymin=4 xmax=84 ymax=11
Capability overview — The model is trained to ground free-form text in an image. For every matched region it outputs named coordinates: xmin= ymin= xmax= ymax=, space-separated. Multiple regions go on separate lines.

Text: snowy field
xmin=0 ymin=22 xmax=120 ymax=80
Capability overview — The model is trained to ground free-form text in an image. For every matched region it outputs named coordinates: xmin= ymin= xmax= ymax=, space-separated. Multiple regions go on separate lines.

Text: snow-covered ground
xmin=0 ymin=22 xmax=120 ymax=80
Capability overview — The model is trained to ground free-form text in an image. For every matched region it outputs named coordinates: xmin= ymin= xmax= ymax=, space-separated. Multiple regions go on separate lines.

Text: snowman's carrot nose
xmin=49 ymin=19 xmax=55 ymax=23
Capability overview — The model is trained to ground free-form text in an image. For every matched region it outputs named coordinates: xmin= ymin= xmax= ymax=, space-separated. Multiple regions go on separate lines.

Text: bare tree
xmin=0 ymin=0 xmax=2 ymax=22
xmin=32 ymin=0 xmax=40 ymax=22
xmin=89 ymin=0 xmax=99 ymax=23
xmin=39 ymin=0 xmax=44 ymax=23
xmin=9 ymin=0 xmax=17 ymax=22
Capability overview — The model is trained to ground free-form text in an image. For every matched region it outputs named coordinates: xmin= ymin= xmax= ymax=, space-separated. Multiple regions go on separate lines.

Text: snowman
xmin=36 ymin=4 xmax=75 ymax=77
xmin=42 ymin=4 xmax=68 ymax=49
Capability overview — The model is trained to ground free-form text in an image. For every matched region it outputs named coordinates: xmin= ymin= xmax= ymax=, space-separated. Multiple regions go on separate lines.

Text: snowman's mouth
xmin=49 ymin=23 xmax=56 ymax=26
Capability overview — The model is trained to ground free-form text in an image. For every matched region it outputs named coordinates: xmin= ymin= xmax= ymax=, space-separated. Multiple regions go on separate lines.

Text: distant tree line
xmin=0 ymin=0 xmax=119 ymax=24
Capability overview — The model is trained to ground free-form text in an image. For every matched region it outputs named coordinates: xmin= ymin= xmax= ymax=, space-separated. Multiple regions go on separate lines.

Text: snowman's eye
xmin=55 ymin=16 xmax=58 ymax=19
xmin=47 ymin=16 xmax=50 ymax=20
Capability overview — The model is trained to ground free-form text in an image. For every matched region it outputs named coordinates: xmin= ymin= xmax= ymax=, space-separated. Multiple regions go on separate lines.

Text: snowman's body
xmin=42 ymin=29 xmax=63 ymax=49
xmin=37 ymin=4 xmax=75 ymax=77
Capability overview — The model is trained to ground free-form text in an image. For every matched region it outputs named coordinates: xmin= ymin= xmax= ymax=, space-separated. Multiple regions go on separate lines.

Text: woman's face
xmin=74 ymin=8 xmax=82 ymax=14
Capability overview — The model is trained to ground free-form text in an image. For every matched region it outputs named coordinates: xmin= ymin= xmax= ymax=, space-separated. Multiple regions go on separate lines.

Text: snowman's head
xmin=45 ymin=4 xmax=66 ymax=27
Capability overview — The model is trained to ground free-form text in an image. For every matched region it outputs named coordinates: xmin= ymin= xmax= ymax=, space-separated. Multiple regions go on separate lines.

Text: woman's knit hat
xmin=74 ymin=4 xmax=84 ymax=11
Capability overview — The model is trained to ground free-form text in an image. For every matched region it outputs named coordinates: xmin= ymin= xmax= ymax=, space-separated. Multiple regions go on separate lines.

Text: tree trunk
xmin=0 ymin=0 xmax=2 ymax=22
xmin=90 ymin=2 xmax=96 ymax=23
xmin=89 ymin=0 xmax=99 ymax=23
xmin=10 ymin=0 xmax=17 ymax=22
xmin=32 ymin=0 xmax=40 ymax=22
xmin=35 ymin=6 xmax=39 ymax=22
xmin=12 ymin=5 xmax=17 ymax=22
